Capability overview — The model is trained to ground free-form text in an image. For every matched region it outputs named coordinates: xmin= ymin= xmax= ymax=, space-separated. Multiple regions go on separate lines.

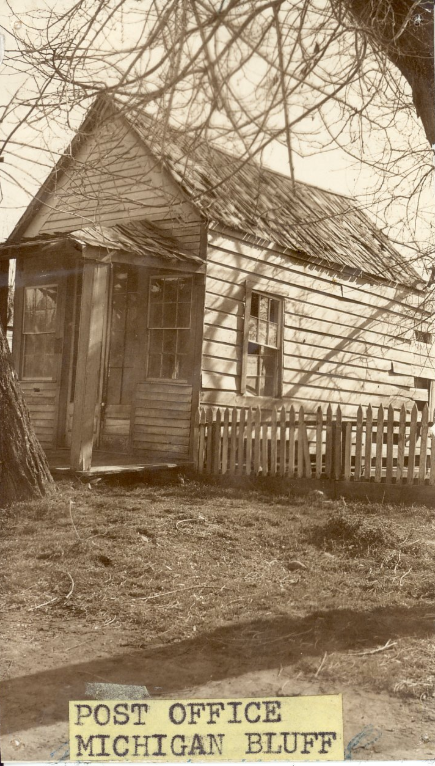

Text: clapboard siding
xmin=20 ymin=381 xmax=58 ymax=448
xmin=201 ymin=233 xmax=435 ymax=417
xmin=23 ymin=117 xmax=202 ymax=255
xmin=132 ymin=382 xmax=193 ymax=458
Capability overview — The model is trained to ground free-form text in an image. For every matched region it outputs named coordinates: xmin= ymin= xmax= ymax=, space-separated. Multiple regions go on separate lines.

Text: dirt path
xmin=1 ymin=623 xmax=434 ymax=761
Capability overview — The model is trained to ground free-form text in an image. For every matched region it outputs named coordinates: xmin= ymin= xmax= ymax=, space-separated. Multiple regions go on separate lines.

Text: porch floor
xmin=44 ymin=449 xmax=180 ymax=478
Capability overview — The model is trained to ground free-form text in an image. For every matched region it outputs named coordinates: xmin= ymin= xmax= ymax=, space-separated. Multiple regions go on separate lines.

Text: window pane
xmin=177 ymin=302 xmax=190 ymax=328
xmin=268 ymin=322 xmax=278 ymax=347
xmin=178 ymin=278 xmax=192 ymax=302
xmin=177 ymin=329 xmax=190 ymax=353
xmin=110 ymin=293 xmax=127 ymax=366
xmin=163 ymin=302 xmax=177 ymax=327
xmin=246 ymin=377 xmax=258 ymax=395
xmin=164 ymin=278 xmax=178 ymax=303
xmin=250 ymin=292 xmax=259 ymax=318
xmin=113 ymin=267 xmax=129 ymax=293
xmin=270 ymin=299 xmax=279 ymax=323
xmin=23 ymin=334 xmax=55 ymax=379
xmin=258 ymin=320 xmax=268 ymax=344
xmin=150 ymin=278 xmax=164 ymax=301
xmin=149 ymin=329 xmax=163 ymax=352
xmin=162 ymin=354 xmax=177 ymax=379
xmin=163 ymin=330 xmax=177 ymax=353
xmin=259 ymin=295 xmax=268 ymax=321
xmin=148 ymin=354 xmax=161 ymax=378
xmin=248 ymin=317 xmax=258 ymax=342
xmin=149 ymin=303 xmax=163 ymax=328
xmin=179 ymin=353 xmax=190 ymax=380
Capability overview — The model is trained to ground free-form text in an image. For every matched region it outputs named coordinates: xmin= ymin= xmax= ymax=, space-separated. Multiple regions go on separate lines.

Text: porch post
xmin=70 ymin=260 xmax=110 ymax=472
xmin=0 ymin=258 xmax=9 ymax=332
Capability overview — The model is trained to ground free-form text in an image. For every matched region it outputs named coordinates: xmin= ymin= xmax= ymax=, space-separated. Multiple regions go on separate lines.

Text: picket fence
xmin=194 ymin=402 xmax=435 ymax=484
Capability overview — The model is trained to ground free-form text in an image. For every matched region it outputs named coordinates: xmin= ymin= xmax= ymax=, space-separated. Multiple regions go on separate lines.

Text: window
xmin=147 ymin=276 xmax=192 ymax=381
xmin=414 ymin=376 xmax=432 ymax=413
xmin=22 ymin=285 xmax=58 ymax=379
xmin=415 ymin=329 xmax=432 ymax=344
xmin=106 ymin=265 xmax=139 ymax=405
xmin=241 ymin=288 xmax=282 ymax=397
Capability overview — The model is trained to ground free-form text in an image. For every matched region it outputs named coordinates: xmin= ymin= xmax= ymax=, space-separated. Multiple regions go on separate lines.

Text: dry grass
xmin=2 ymin=476 xmax=435 ymax=702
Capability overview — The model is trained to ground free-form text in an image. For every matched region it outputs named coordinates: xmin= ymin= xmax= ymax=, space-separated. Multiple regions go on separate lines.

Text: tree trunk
xmin=344 ymin=0 xmax=435 ymax=145
xmin=0 ymin=326 xmax=54 ymax=507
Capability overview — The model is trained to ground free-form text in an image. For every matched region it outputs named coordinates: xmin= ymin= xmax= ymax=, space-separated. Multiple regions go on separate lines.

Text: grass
xmin=2 ymin=475 xmax=435 ymax=702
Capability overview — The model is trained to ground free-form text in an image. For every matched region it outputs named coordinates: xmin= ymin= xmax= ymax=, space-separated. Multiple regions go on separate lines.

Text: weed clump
xmin=306 ymin=509 xmax=407 ymax=557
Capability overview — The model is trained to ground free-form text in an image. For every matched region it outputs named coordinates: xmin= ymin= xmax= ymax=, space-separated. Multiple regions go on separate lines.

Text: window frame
xmin=240 ymin=283 xmax=284 ymax=397
xmin=145 ymin=274 xmax=194 ymax=384
xmin=21 ymin=283 xmax=59 ymax=381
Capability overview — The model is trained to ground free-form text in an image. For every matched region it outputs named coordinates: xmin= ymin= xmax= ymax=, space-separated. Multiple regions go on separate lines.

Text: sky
xmin=0 ymin=0 xmax=433 ymax=263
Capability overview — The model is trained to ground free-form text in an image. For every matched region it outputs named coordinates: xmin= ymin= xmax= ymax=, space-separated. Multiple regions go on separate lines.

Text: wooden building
xmin=0 ymin=96 xmax=434 ymax=471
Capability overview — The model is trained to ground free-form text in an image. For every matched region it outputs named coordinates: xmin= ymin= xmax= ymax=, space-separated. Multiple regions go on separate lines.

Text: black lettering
xmin=264 ymin=732 xmax=282 ymax=754
xmin=282 ymin=732 xmax=298 ymax=754
xmin=133 ymin=735 xmax=149 ymax=756
xmin=93 ymin=734 xmax=110 ymax=756
xmin=131 ymin=703 xmax=149 ymax=725
xmin=114 ymin=703 xmax=129 ymax=726
xmin=264 ymin=700 xmax=282 ymax=723
xmin=227 ymin=701 xmax=243 ymax=723
xmin=152 ymin=734 xmax=167 ymax=756
xmin=188 ymin=703 xmax=206 ymax=724
xmin=113 ymin=735 xmax=129 ymax=757
xmin=189 ymin=734 xmax=207 ymax=756
xmin=245 ymin=732 xmax=262 ymax=754
xmin=245 ymin=701 xmax=261 ymax=724
xmin=169 ymin=703 xmax=186 ymax=725
xmin=318 ymin=731 xmax=337 ymax=754
xmin=206 ymin=702 xmax=225 ymax=724
xmin=94 ymin=704 xmax=110 ymax=727
xmin=75 ymin=704 xmax=92 ymax=726
xmin=75 ymin=735 xmax=94 ymax=757
xmin=171 ymin=735 xmax=187 ymax=756
xmin=301 ymin=732 xmax=319 ymax=754
xmin=207 ymin=734 xmax=225 ymax=755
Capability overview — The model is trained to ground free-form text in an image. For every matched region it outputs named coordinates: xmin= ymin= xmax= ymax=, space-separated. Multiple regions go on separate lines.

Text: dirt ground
xmin=1 ymin=476 xmax=435 ymax=761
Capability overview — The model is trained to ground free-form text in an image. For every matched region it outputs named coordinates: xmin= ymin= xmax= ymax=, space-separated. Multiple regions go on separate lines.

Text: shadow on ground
xmin=1 ymin=603 xmax=433 ymax=735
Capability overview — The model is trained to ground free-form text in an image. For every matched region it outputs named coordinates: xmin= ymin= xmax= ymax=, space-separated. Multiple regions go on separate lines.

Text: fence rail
xmin=194 ymin=403 xmax=435 ymax=484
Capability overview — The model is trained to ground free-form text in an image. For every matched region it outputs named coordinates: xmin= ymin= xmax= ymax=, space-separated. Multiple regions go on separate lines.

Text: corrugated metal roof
xmin=0 ymin=220 xmax=203 ymax=265
xmin=128 ymin=109 xmax=420 ymax=287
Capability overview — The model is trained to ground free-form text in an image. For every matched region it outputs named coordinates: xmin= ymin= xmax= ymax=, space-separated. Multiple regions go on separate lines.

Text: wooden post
xmin=221 ymin=407 xmax=230 ymax=475
xmin=197 ymin=409 xmax=206 ymax=472
xmin=396 ymin=405 xmax=406 ymax=483
xmin=245 ymin=407 xmax=253 ymax=476
xmin=270 ymin=407 xmax=278 ymax=476
xmin=354 ymin=406 xmax=363 ymax=480
xmin=237 ymin=407 xmax=246 ymax=475
xmin=254 ymin=406 xmax=261 ymax=475
xmin=316 ymin=406 xmax=323 ymax=479
xmin=229 ymin=407 xmax=237 ymax=475
xmin=70 ymin=261 xmax=110 ymax=472
xmin=279 ymin=406 xmax=286 ymax=476
xmin=419 ymin=404 xmax=429 ymax=483
xmin=364 ymin=404 xmax=373 ymax=480
xmin=206 ymin=407 xmax=214 ymax=474
xmin=261 ymin=421 xmax=268 ymax=475
xmin=325 ymin=404 xmax=333 ymax=478
xmin=407 ymin=404 xmax=418 ymax=484
xmin=0 ymin=258 xmax=9 ymax=333
xmin=385 ymin=405 xmax=394 ymax=484
xmin=375 ymin=404 xmax=384 ymax=483
xmin=334 ymin=406 xmax=342 ymax=480
xmin=297 ymin=406 xmax=305 ymax=478
xmin=288 ymin=405 xmax=295 ymax=477
xmin=343 ymin=421 xmax=352 ymax=480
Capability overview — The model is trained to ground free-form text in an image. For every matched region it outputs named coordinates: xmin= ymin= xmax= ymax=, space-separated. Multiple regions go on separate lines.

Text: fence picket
xmin=419 ymin=404 xmax=429 ymax=482
xmin=245 ymin=407 xmax=253 ymax=476
xmin=430 ymin=414 xmax=435 ymax=485
xmin=197 ymin=409 xmax=206 ymax=473
xmin=344 ymin=421 xmax=352 ymax=480
xmin=237 ymin=407 xmax=246 ymax=475
xmin=298 ymin=407 xmax=305 ymax=478
xmin=364 ymin=404 xmax=373 ymax=480
xmin=385 ymin=405 xmax=394 ymax=483
xmin=407 ymin=404 xmax=418 ymax=484
xmin=396 ymin=405 xmax=406 ymax=482
xmin=206 ymin=407 xmax=214 ymax=474
xmin=316 ymin=407 xmax=323 ymax=479
xmin=262 ymin=421 xmax=269 ymax=475
xmin=354 ymin=405 xmax=363 ymax=480
xmin=279 ymin=406 xmax=286 ymax=476
xmin=221 ymin=407 xmax=230 ymax=474
xmin=375 ymin=404 xmax=384 ymax=483
xmin=325 ymin=405 xmax=333 ymax=478
xmin=334 ymin=406 xmax=342 ymax=480
xmin=270 ymin=408 xmax=278 ymax=476
xmin=254 ymin=407 xmax=261 ymax=475
xmin=288 ymin=406 xmax=295 ymax=477
xmin=212 ymin=408 xmax=221 ymax=475
xmin=229 ymin=407 xmax=237 ymax=475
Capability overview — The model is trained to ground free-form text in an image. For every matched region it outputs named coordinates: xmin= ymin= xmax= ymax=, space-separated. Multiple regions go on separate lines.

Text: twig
xmin=134 ymin=585 xmax=224 ymax=601
xmin=28 ymin=595 xmax=58 ymax=611
xmin=349 ymin=639 xmax=397 ymax=656
xmin=399 ymin=568 xmax=412 ymax=586
xmin=69 ymin=500 xmax=81 ymax=540
xmin=64 ymin=571 xmax=75 ymax=600
xmin=315 ymin=651 xmax=327 ymax=677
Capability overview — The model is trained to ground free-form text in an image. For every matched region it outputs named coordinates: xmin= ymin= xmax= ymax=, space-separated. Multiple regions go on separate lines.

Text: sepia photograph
xmin=0 ymin=0 xmax=435 ymax=760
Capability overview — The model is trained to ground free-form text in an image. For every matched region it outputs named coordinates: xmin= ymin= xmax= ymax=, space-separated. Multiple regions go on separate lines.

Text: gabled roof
xmin=4 ymin=95 xmax=421 ymax=287
xmin=125 ymin=105 xmax=420 ymax=287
